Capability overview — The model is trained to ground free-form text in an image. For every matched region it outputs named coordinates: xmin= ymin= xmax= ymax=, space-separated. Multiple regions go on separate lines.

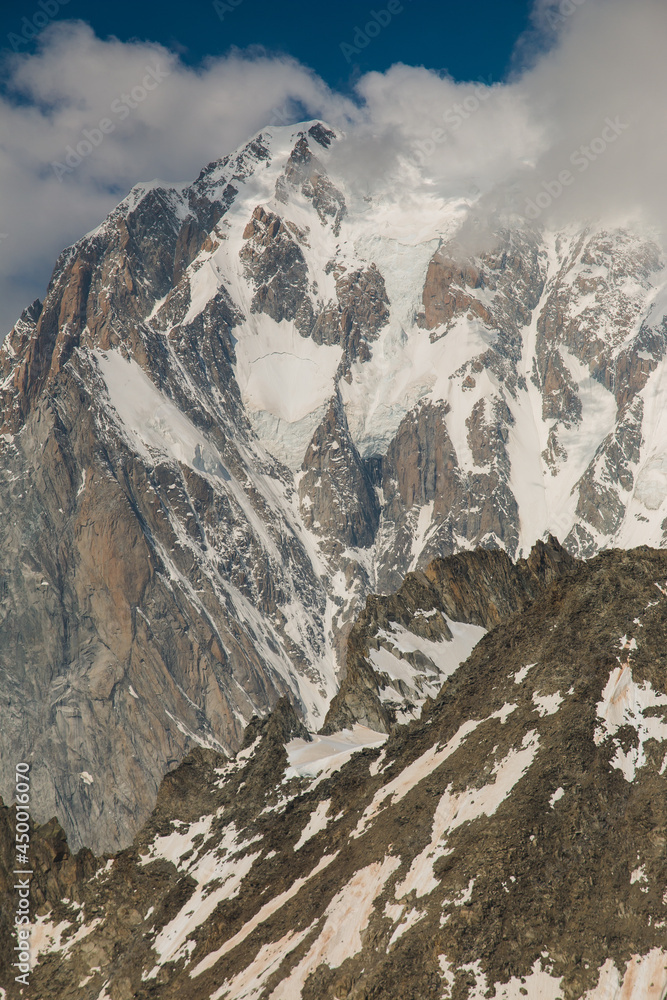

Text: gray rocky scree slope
xmin=2 ymin=540 xmax=667 ymax=999
xmin=1 ymin=120 xmax=667 ymax=853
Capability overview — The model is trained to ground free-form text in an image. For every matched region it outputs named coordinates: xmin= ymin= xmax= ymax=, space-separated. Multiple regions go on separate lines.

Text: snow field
xmin=594 ymin=664 xmax=667 ymax=781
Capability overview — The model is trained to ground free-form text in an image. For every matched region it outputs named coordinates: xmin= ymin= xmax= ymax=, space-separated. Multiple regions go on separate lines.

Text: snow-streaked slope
xmin=81 ymin=123 xmax=667 ymax=757
xmin=5 ymin=117 xmax=667 ymax=861
xmin=285 ymin=725 xmax=387 ymax=780
xmin=370 ymin=617 xmax=487 ymax=723
xmin=166 ymin=124 xmax=667 ymax=552
xmin=19 ymin=546 xmax=667 ymax=1000
xmin=89 ymin=120 xmax=667 ymax=592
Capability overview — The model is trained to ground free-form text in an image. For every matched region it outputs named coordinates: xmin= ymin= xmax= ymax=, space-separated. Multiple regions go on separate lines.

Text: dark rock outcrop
xmin=4 ymin=544 xmax=666 ymax=999
xmin=324 ymin=536 xmax=576 ymax=733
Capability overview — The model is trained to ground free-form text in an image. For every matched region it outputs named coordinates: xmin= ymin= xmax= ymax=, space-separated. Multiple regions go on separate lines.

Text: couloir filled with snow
xmin=136 ymin=123 xmax=667 ymax=555
xmin=70 ymin=119 xmax=667 ymax=754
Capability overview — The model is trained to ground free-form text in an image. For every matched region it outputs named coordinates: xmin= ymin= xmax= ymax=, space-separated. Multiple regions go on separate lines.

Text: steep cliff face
xmin=1 ymin=119 xmax=667 ymax=852
xmin=0 ymin=128 xmax=347 ymax=852
xmin=4 ymin=543 xmax=667 ymax=1000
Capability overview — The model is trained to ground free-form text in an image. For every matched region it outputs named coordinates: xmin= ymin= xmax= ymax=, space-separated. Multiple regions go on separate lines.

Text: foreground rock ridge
xmin=2 ymin=542 xmax=666 ymax=999
xmin=1 ymin=119 xmax=667 ymax=851
xmin=323 ymin=535 xmax=575 ymax=733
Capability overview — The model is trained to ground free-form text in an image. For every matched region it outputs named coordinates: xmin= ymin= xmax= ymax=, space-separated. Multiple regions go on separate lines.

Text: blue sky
xmin=0 ymin=0 xmax=663 ymax=336
xmin=0 ymin=0 xmax=540 ymax=332
xmin=3 ymin=0 xmax=535 ymax=89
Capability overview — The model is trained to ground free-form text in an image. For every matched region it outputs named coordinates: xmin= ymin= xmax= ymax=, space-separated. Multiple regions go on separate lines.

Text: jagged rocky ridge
xmin=1 ymin=120 xmax=667 ymax=852
xmin=323 ymin=534 xmax=575 ymax=733
xmin=2 ymin=541 xmax=667 ymax=999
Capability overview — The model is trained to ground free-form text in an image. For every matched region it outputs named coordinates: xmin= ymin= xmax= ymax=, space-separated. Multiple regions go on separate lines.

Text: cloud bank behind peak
xmin=1 ymin=0 xmax=665 ymax=334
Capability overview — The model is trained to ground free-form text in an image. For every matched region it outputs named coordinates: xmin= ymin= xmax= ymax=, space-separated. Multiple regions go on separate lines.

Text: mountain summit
xmin=1 ymin=121 xmax=666 ymax=852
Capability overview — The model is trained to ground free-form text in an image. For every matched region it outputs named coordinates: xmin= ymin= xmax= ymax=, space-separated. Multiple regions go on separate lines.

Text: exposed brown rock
xmin=5 ymin=544 xmax=666 ymax=1000
xmin=299 ymin=393 xmax=380 ymax=555
xmin=277 ymin=133 xmax=346 ymax=234
xmin=324 ymin=536 xmax=576 ymax=733
xmin=419 ymin=253 xmax=491 ymax=331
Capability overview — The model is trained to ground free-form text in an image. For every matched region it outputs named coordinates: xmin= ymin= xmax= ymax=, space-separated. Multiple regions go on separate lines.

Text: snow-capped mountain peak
xmin=0 ymin=120 xmax=666 ymax=855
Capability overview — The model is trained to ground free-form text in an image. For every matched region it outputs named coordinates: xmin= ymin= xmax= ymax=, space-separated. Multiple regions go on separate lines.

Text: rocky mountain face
xmin=3 ymin=541 xmax=667 ymax=1000
xmin=1 ymin=120 xmax=667 ymax=853
xmin=323 ymin=536 xmax=576 ymax=733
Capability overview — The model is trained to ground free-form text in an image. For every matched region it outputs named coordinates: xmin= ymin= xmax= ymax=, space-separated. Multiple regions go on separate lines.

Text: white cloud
xmin=0 ymin=21 xmax=354 ymax=334
xmin=506 ymin=0 xmax=667 ymax=231
xmin=1 ymin=0 xmax=666 ymax=335
xmin=329 ymin=0 xmax=667 ymax=246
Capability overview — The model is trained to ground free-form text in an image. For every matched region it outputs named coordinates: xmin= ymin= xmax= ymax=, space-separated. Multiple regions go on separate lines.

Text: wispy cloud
xmin=0 ymin=22 xmax=353 ymax=333
xmin=1 ymin=0 xmax=665 ymax=335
